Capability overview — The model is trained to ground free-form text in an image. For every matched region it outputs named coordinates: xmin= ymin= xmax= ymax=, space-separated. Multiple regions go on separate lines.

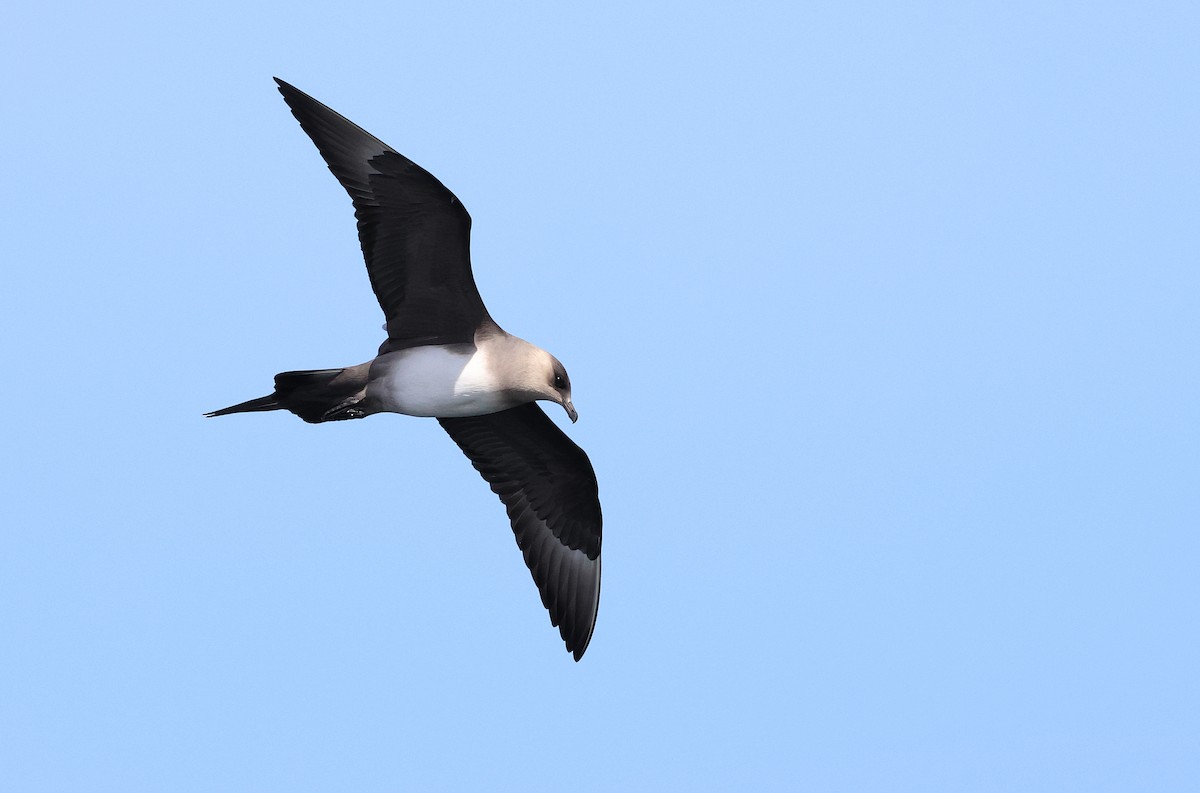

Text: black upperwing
xmin=274 ymin=79 xmax=496 ymax=351
xmin=439 ymin=403 xmax=602 ymax=660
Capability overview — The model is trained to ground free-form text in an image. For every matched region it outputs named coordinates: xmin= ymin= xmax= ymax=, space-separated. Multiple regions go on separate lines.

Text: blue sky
xmin=2 ymin=2 xmax=1197 ymax=790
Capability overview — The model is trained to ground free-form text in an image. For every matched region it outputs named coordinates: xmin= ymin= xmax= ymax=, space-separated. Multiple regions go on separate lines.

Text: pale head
xmin=500 ymin=335 xmax=578 ymax=422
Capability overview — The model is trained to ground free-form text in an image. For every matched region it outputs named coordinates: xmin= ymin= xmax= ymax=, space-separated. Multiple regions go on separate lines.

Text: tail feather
xmin=206 ymin=364 xmax=371 ymax=424
xmin=204 ymin=395 xmax=279 ymax=417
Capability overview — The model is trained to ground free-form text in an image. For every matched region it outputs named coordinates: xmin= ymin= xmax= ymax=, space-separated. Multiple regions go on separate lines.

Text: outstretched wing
xmin=439 ymin=403 xmax=602 ymax=660
xmin=274 ymin=78 xmax=495 ymax=350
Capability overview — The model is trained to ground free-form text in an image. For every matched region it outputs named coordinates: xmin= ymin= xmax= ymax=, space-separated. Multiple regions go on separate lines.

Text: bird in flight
xmin=208 ymin=78 xmax=602 ymax=660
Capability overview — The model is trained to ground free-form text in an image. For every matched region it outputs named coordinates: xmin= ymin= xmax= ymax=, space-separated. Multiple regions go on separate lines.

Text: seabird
xmin=207 ymin=79 xmax=602 ymax=661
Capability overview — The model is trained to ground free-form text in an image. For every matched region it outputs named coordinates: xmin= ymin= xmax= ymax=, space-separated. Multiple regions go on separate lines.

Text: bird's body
xmin=371 ymin=340 xmax=503 ymax=418
xmin=368 ymin=331 xmax=565 ymax=418
xmin=208 ymin=79 xmax=601 ymax=660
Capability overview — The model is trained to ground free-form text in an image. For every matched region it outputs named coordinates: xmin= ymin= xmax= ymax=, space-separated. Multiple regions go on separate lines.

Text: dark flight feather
xmin=274 ymin=78 xmax=496 ymax=351
xmin=439 ymin=403 xmax=602 ymax=660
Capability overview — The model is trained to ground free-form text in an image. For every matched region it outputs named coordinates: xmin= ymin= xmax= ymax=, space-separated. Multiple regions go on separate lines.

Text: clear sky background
xmin=2 ymin=2 xmax=1197 ymax=790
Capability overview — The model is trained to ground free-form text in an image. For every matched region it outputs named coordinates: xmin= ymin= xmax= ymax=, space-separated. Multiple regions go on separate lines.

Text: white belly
xmin=367 ymin=346 xmax=518 ymax=417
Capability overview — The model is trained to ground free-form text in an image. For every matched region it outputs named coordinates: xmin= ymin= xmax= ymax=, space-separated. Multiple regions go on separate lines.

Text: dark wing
xmin=274 ymin=78 xmax=495 ymax=351
xmin=439 ymin=403 xmax=602 ymax=660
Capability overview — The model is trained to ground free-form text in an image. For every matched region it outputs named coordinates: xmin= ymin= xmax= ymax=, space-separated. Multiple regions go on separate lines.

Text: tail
xmin=205 ymin=364 xmax=371 ymax=424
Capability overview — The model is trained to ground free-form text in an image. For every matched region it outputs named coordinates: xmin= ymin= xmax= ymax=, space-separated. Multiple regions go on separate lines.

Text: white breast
xmin=367 ymin=345 xmax=518 ymax=418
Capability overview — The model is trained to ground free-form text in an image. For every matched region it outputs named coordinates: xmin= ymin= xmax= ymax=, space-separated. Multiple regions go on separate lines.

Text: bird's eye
xmin=554 ymin=374 xmax=566 ymax=389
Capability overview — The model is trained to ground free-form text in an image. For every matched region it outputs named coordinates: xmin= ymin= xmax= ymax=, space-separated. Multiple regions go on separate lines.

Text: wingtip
xmin=569 ymin=632 xmax=593 ymax=661
xmin=273 ymin=77 xmax=305 ymax=102
xmin=568 ymin=616 xmax=595 ymax=661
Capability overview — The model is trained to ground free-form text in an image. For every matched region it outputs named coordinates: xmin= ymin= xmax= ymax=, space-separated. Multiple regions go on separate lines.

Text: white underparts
xmin=367 ymin=344 xmax=520 ymax=417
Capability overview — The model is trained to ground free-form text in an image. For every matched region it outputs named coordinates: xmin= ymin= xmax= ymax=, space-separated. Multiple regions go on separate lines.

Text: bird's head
xmin=503 ymin=337 xmax=579 ymax=422
xmin=523 ymin=346 xmax=576 ymax=423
